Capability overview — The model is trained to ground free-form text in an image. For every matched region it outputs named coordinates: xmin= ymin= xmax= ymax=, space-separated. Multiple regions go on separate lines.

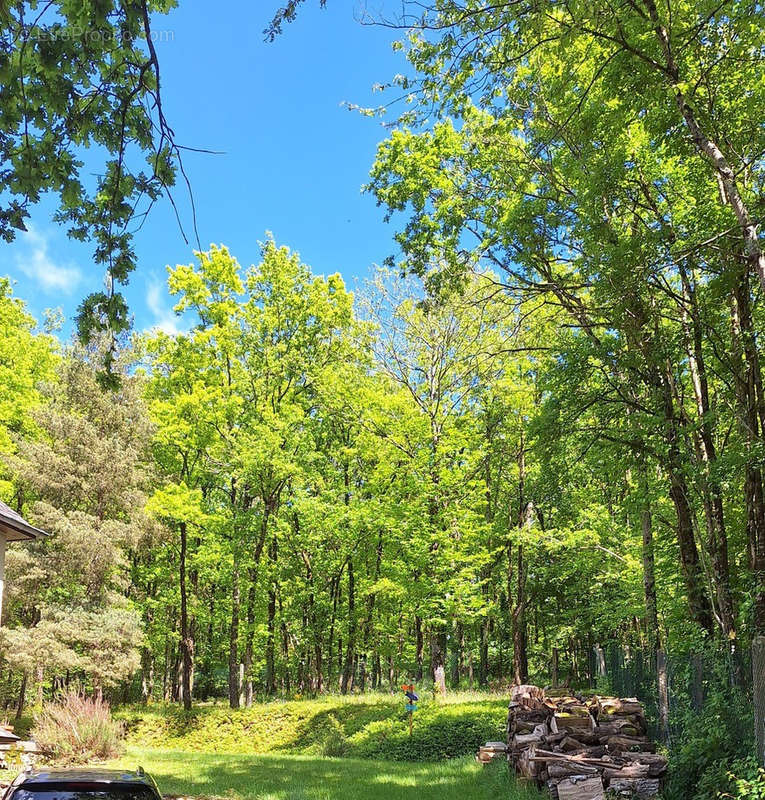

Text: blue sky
xmin=2 ymin=1 xmax=406 ymax=336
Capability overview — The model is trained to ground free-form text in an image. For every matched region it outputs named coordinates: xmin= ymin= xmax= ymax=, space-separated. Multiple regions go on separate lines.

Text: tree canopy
xmin=0 ymin=14 xmax=764 ymax=791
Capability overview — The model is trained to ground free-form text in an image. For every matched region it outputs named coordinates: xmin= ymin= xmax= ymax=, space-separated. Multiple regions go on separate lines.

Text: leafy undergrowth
xmin=117 ymin=694 xmax=508 ymax=761
xmin=109 ymin=745 xmax=546 ymax=800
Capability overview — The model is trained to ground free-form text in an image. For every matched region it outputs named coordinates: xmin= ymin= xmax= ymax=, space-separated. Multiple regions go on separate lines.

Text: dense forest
xmin=0 ymin=0 xmax=764 ymax=762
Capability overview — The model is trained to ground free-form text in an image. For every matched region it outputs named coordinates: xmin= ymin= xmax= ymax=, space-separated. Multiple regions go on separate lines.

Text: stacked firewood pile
xmin=506 ymin=685 xmax=667 ymax=800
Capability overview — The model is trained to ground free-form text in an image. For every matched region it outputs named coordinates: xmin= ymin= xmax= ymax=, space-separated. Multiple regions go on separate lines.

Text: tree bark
xmin=731 ymin=276 xmax=765 ymax=635
xmin=415 ymin=613 xmax=424 ymax=682
xmin=15 ymin=672 xmax=26 ymax=721
xmin=678 ymin=266 xmax=736 ymax=641
xmin=341 ymin=557 xmax=356 ymax=694
xmin=479 ymin=617 xmax=489 ymax=687
xmin=179 ymin=521 xmax=193 ymax=711
xmin=640 ymin=490 xmax=669 ymax=740
xmin=243 ymin=575 xmax=256 ymax=706
xmin=265 ymin=534 xmax=278 ymax=695
xmin=452 ymin=620 xmax=464 ymax=688
xmin=430 ymin=630 xmax=447 ymax=695
xmin=228 ymin=556 xmax=240 ymax=708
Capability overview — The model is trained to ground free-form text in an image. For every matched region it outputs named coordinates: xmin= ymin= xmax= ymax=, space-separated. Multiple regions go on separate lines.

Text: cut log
xmin=512 ymin=684 xmax=546 ymax=708
xmin=620 ymin=752 xmax=668 ymax=777
xmin=557 ymin=776 xmax=605 ymax=800
xmin=518 ymin=744 xmax=539 ymax=779
xmin=514 ymin=731 xmax=545 ymax=747
xmin=564 ymin=745 xmax=607 ymax=759
xmin=595 ymin=720 xmax=640 ymax=737
xmin=606 ymin=736 xmax=655 ymax=754
xmin=549 ymin=762 xmax=600 ymax=778
xmin=605 ymin=778 xmax=660 ymax=798
xmin=546 ymin=779 xmax=561 ymax=800
xmin=555 ymin=713 xmax=595 ymax=734
xmin=561 ymin=736 xmax=590 ymax=752
xmin=599 ymin=698 xmax=644 ymax=715
xmin=602 ymin=764 xmax=651 ymax=780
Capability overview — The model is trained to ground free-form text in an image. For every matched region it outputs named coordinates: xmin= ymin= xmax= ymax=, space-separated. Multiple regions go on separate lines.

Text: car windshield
xmin=10 ymin=787 xmax=157 ymax=800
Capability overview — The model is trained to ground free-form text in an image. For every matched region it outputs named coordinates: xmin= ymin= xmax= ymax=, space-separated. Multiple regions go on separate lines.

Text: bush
xmin=663 ymin=688 xmax=754 ymax=800
xmin=316 ymin=713 xmax=348 ymax=757
xmin=33 ymin=690 xmax=125 ymax=764
xmin=348 ymin=706 xmax=504 ymax=761
xmin=694 ymin=756 xmax=765 ymax=800
xmin=118 ymin=694 xmax=508 ymax=761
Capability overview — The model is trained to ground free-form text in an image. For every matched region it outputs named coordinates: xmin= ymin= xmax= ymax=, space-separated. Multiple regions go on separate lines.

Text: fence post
xmin=552 ymin=647 xmax=559 ymax=688
xmin=754 ymin=636 xmax=765 ymax=767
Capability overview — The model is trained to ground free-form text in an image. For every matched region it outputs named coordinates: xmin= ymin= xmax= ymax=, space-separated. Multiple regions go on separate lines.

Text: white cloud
xmin=146 ymin=278 xmax=183 ymax=335
xmin=14 ymin=225 xmax=82 ymax=293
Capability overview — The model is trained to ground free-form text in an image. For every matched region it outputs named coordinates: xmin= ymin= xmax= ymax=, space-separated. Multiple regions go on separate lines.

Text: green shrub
xmin=316 ymin=713 xmax=348 ymax=757
xmin=694 ymin=756 xmax=765 ymax=800
xmin=348 ymin=706 xmax=504 ymax=761
xmin=33 ymin=690 xmax=125 ymax=764
xmin=662 ymin=689 xmax=754 ymax=800
xmin=118 ymin=695 xmax=507 ymax=762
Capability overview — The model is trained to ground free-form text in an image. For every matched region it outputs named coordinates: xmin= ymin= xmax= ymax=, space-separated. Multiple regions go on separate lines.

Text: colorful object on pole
xmin=402 ymin=684 xmax=418 ymax=737
xmin=401 ymin=684 xmax=419 ymax=702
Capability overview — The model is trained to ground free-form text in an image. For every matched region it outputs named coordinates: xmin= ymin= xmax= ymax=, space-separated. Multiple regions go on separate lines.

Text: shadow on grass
xmin=113 ymin=747 xmax=543 ymax=800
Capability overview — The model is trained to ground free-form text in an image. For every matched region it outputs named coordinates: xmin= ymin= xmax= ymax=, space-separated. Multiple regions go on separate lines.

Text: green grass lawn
xmin=109 ymin=746 xmax=544 ymax=800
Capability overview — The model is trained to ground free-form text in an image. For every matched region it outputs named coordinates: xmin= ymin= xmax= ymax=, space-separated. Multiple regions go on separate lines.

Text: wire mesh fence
xmin=585 ymin=638 xmax=761 ymax=759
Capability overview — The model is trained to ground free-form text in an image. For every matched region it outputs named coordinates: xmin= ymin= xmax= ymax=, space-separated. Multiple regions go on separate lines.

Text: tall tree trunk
xmin=658 ymin=360 xmax=715 ymax=634
xmin=341 ymin=557 xmax=356 ymax=694
xmin=328 ymin=573 xmax=339 ymax=687
xmin=162 ymin=634 xmax=171 ymax=701
xmin=430 ymin=630 xmax=447 ymax=695
xmin=140 ymin=647 xmax=154 ymax=704
xmin=359 ymin=530 xmax=382 ymax=695
xmin=15 ymin=672 xmax=26 ymax=722
xmin=479 ymin=617 xmax=489 ymax=687
xmin=415 ymin=613 xmax=424 ymax=682
xmin=451 ymin=621 xmax=464 ymax=688
xmin=679 ymin=265 xmax=736 ymax=641
xmin=731 ymin=275 xmax=765 ymax=635
xmin=640 ymin=490 xmax=669 ymax=740
xmin=243 ymin=575 xmax=256 ymax=707
xmin=512 ymin=543 xmax=527 ymax=684
xmin=265 ymin=534 xmax=278 ymax=695
xmin=228 ymin=556 xmax=240 ymax=708
xmin=512 ymin=438 xmax=530 ymax=684
xmin=179 ymin=521 xmax=193 ymax=711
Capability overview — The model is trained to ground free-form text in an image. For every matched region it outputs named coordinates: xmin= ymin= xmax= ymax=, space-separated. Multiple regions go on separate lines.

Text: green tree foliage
xmin=368 ymin=0 xmax=765 ymax=648
xmin=0 ymin=0 xmax=180 ymax=372
xmin=0 ymin=8 xmax=764 ymax=791
xmin=0 ymin=279 xmax=56 ymax=495
xmin=1 ymin=344 xmax=149 ymax=703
